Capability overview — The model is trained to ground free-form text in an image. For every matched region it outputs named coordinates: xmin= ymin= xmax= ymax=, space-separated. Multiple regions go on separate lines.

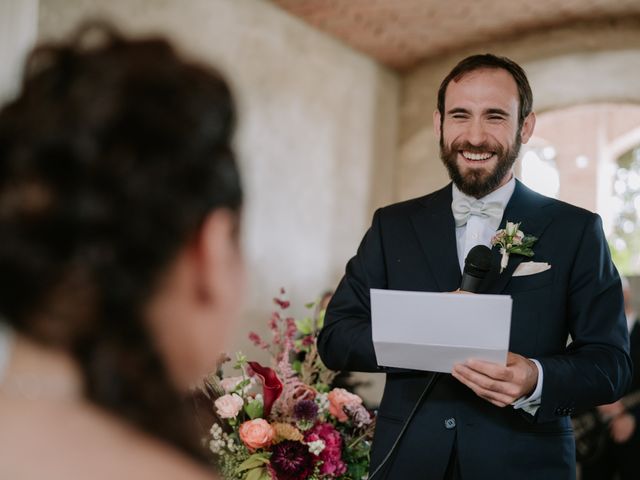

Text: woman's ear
xmin=193 ymin=209 xmax=241 ymax=306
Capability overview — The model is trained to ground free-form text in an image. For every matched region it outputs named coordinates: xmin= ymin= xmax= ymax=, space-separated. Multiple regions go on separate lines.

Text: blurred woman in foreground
xmin=0 ymin=24 xmax=244 ymax=479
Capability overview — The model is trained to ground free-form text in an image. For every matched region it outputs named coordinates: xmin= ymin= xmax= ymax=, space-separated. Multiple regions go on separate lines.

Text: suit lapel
xmin=410 ymin=184 xmax=461 ymax=292
xmin=484 ymin=180 xmax=554 ymax=294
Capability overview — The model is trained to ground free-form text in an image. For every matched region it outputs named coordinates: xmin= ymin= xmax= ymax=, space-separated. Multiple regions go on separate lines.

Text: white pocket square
xmin=513 ymin=262 xmax=551 ymax=277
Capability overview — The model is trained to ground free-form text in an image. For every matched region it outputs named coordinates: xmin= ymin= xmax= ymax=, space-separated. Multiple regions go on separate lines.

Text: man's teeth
xmin=462 ymin=151 xmax=493 ymax=161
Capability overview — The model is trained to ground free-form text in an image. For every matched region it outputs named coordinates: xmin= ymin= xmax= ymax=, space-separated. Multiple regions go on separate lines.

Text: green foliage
xmin=235 ymin=452 xmax=271 ymax=480
xmin=292 ymin=359 xmax=302 ymax=374
xmin=317 ymin=309 xmax=326 ymax=330
xmin=244 ymin=399 xmax=264 ymax=420
xmin=245 ymin=467 xmax=270 ymax=480
xmin=315 ymin=382 xmax=330 ymax=393
xmin=234 ymin=352 xmax=248 ymax=370
xmin=296 ymin=317 xmax=314 ymax=335
xmin=232 ymin=379 xmax=251 ymax=395
xmin=341 ymin=432 xmax=373 ymax=480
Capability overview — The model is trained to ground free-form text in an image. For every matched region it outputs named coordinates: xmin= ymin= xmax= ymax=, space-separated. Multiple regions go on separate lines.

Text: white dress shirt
xmin=452 ymin=176 xmax=543 ymax=415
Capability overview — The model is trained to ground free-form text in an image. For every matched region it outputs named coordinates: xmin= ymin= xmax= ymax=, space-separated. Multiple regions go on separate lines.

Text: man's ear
xmin=520 ymin=112 xmax=536 ymax=144
xmin=433 ymin=109 xmax=442 ymax=138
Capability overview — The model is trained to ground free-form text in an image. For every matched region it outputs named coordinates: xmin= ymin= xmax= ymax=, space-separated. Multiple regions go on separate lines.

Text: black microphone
xmin=460 ymin=245 xmax=492 ymax=293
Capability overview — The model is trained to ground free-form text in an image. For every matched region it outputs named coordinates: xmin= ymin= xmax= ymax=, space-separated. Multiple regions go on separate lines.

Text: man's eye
xmin=488 ymin=115 xmax=504 ymax=120
xmin=452 ymin=114 xmax=468 ymax=119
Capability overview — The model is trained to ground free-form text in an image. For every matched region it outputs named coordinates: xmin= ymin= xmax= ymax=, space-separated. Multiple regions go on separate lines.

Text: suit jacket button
xmin=445 ymin=418 xmax=456 ymax=429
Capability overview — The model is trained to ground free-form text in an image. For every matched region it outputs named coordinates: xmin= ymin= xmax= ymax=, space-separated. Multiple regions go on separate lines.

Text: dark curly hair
xmin=0 ymin=23 xmax=242 ymax=461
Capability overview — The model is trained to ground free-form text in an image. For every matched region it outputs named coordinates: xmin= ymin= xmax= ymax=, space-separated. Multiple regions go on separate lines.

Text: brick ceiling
xmin=272 ymin=0 xmax=640 ymax=70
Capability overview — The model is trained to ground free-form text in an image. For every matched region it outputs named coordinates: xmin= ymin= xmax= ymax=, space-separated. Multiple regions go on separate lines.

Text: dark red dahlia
xmin=268 ymin=440 xmax=315 ymax=480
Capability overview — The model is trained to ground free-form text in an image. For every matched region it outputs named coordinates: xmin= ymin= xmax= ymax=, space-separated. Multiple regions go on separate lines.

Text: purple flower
xmin=268 ymin=440 xmax=315 ymax=480
xmin=293 ymin=399 xmax=319 ymax=421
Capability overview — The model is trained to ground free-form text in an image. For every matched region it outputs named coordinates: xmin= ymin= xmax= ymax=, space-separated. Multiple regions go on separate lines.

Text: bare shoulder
xmin=0 ymin=396 xmax=218 ymax=480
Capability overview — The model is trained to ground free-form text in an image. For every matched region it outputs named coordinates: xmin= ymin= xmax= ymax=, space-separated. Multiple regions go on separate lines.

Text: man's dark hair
xmin=437 ymin=54 xmax=533 ymax=126
xmin=0 ymin=23 xmax=242 ymax=461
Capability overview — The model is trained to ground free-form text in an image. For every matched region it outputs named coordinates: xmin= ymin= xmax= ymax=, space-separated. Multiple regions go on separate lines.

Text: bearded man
xmin=317 ymin=54 xmax=631 ymax=479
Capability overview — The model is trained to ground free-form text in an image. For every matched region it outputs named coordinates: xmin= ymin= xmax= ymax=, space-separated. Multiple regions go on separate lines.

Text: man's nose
xmin=466 ymin=119 xmax=488 ymax=146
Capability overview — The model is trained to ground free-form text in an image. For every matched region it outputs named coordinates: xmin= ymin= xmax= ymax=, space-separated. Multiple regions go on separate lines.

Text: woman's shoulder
xmin=0 ymin=397 xmax=218 ymax=480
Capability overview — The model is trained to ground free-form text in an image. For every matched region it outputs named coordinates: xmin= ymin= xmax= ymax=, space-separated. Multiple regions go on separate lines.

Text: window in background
xmin=609 ymin=145 xmax=640 ymax=275
xmin=520 ymin=144 xmax=561 ymax=199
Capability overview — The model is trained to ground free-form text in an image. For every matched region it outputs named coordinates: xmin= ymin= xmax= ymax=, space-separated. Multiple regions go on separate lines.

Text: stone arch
xmin=397 ymin=42 xmax=640 ymax=201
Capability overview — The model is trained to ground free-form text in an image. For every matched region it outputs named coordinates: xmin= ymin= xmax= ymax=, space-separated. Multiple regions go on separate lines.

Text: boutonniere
xmin=491 ymin=221 xmax=538 ymax=273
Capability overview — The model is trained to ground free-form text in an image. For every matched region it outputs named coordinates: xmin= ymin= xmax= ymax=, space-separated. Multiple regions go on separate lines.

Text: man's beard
xmin=440 ymin=129 xmax=522 ymax=198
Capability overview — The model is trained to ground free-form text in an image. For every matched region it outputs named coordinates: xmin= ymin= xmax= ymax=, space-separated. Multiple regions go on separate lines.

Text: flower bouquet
xmin=201 ymin=290 xmax=375 ymax=480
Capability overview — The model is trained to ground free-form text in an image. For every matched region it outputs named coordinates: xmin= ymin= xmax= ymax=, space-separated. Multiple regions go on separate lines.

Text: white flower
xmin=315 ymin=393 xmax=329 ymax=415
xmin=209 ymin=422 xmax=237 ymax=455
xmin=492 ymin=221 xmax=536 ymax=273
xmin=210 ymin=423 xmax=223 ymax=438
xmin=209 ymin=438 xmax=225 ymax=454
xmin=307 ymin=439 xmax=326 ymax=456
xmin=215 ymin=393 xmax=244 ymax=419
xmin=505 ymin=221 xmax=519 ymax=236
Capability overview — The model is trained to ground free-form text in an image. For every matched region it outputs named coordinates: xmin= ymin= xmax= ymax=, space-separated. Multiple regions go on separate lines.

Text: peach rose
xmin=239 ymin=419 xmax=275 ymax=450
xmin=328 ymin=388 xmax=362 ymax=422
xmin=214 ymin=393 xmax=244 ymax=419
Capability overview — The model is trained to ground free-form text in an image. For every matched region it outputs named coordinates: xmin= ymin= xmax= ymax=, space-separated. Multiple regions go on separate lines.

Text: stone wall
xmin=37 ymin=0 xmax=399 ymax=399
xmin=0 ymin=0 xmax=38 ymax=105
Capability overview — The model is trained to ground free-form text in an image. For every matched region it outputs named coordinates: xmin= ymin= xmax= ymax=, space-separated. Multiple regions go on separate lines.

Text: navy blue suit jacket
xmin=318 ymin=180 xmax=632 ymax=479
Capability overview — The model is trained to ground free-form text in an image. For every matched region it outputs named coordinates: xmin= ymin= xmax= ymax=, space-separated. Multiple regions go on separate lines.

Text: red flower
xmin=247 ymin=361 xmax=283 ymax=417
xmin=305 ymin=423 xmax=347 ymax=477
xmin=248 ymin=332 xmax=264 ymax=347
xmin=268 ymin=440 xmax=315 ymax=480
xmin=274 ymin=298 xmax=291 ymax=309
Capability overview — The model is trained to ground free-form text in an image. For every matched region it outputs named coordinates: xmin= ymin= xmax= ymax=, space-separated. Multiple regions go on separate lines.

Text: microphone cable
xmin=369 ymin=245 xmax=489 ymax=478
xmin=368 ymin=372 xmax=441 ymax=479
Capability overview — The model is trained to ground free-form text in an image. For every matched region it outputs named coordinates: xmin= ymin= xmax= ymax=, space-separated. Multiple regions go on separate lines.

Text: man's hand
xmin=597 ymin=400 xmax=625 ymax=419
xmin=610 ymin=413 xmax=636 ymax=443
xmin=452 ymin=352 xmax=538 ymax=407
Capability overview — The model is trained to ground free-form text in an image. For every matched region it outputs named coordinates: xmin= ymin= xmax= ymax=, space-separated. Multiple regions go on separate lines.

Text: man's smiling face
xmin=434 ymin=67 xmax=535 ymax=198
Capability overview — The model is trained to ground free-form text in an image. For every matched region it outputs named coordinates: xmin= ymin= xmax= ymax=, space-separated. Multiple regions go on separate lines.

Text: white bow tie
xmin=452 ymin=197 xmax=503 ymax=227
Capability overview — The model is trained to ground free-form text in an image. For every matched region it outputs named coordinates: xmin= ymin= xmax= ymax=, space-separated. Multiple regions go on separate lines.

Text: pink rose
xmin=214 ymin=393 xmax=243 ymax=419
xmin=328 ymin=388 xmax=362 ymax=422
xmin=239 ymin=419 xmax=275 ymax=450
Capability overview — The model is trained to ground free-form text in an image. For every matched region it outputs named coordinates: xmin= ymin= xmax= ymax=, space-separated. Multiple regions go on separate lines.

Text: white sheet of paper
xmin=370 ymin=289 xmax=512 ymax=373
